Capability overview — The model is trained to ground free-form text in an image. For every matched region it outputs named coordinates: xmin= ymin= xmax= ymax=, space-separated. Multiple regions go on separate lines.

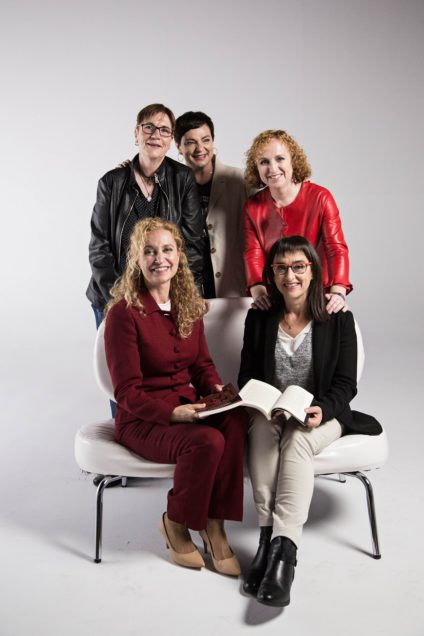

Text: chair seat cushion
xmin=74 ymin=421 xmax=175 ymax=478
xmin=313 ymin=429 xmax=389 ymax=475
xmin=75 ymin=421 xmax=388 ymax=480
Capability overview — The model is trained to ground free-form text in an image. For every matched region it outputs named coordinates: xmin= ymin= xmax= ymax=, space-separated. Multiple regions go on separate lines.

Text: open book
xmin=198 ymin=379 xmax=314 ymax=425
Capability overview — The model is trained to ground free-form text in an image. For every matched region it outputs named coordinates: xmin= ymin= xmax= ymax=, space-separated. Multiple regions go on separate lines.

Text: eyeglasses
xmin=139 ymin=123 xmax=173 ymax=138
xmin=271 ymin=262 xmax=312 ymax=276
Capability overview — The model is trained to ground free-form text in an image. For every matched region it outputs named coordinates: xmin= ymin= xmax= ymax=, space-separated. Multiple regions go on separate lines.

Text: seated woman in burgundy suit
xmin=239 ymin=236 xmax=381 ymax=607
xmin=243 ymin=129 xmax=351 ymax=313
xmin=104 ymin=217 xmax=247 ymax=575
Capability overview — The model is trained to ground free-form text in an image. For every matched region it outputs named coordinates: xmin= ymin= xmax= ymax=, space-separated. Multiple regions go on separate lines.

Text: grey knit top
xmin=273 ymin=326 xmax=315 ymax=395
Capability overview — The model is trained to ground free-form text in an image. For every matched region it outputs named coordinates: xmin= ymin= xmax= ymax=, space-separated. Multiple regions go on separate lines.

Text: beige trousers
xmin=247 ymin=412 xmax=343 ymax=546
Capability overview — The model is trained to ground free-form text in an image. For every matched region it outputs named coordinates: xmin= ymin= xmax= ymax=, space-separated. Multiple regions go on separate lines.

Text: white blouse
xmin=277 ymin=321 xmax=313 ymax=356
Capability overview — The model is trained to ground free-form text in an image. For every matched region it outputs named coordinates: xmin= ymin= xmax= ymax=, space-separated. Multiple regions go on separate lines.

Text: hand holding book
xmin=303 ymin=405 xmax=322 ymax=428
xmin=197 ymin=383 xmax=242 ymax=411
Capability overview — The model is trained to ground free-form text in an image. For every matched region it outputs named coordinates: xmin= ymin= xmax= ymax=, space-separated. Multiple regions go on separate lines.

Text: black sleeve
xmin=88 ymin=173 xmax=119 ymax=306
xmin=238 ymin=309 xmax=265 ymax=389
xmin=179 ymin=170 xmax=204 ymax=291
xmin=314 ymin=312 xmax=358 ymax=422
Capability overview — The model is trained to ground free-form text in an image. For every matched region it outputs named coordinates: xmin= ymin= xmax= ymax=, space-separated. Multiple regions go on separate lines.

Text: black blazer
xmin=238 ymin=307 xmax=381 ymax=435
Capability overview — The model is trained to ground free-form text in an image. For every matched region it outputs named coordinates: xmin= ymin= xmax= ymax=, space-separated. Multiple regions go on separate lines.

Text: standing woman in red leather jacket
xmin=244 ymin=130 xmax=351 ymax=313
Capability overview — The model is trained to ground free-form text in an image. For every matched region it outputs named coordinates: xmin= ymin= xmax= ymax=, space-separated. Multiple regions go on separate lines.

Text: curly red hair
xmin=245 ymin=129 xmax=312 ymax=189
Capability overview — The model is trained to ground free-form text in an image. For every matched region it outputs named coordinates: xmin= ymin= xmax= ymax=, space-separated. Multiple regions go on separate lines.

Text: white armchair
xmin=75 ymin=298 xmax=388 ymax=562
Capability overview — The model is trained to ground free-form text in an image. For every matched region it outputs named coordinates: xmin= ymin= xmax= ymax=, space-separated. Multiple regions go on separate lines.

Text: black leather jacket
xmin=86 ymin=156 xmax=204 ymax=308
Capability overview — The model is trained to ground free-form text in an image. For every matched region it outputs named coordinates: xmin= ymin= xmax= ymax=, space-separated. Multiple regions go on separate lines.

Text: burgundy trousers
xmin=117 ymin=408 xmax=249 ymax=530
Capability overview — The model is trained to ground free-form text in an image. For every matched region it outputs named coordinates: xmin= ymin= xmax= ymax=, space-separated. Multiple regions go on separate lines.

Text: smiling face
xmin=273 ymin=249 xmax=313 ymax=305
xmin=137 ymin=229 xmax=180 ymax=292
xmin=176 ymin=123 xmax=214 ymax=173
xmin=255 ymin=139 xmax=294 ymax=189
xmin=134 ymin=111 xmax=173 ymax=162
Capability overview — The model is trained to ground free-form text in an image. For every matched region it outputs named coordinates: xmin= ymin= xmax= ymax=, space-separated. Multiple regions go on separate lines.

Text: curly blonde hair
xmin=245 ymin=129 xmax=312 ymax=189
xmin=106 ymin=218 xmax=205 ymax=338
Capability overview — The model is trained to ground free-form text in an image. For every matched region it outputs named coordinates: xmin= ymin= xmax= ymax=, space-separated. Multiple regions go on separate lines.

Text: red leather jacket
xmin=243 ymin=182 xmax=352 ymax=293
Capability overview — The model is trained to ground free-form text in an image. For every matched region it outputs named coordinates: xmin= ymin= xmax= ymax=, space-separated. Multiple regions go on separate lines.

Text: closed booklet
xmin=198 ymin=379 xmax=313 ymax=425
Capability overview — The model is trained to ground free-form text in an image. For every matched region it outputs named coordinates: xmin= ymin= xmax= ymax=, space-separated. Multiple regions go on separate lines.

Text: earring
xmin=178 ymin=152 xmax=184 ymax=162
xmin=135 ymin=140 xmax=139 ymax=146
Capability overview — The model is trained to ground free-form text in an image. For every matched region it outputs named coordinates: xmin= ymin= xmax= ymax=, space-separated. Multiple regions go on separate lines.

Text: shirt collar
xmin=139 ymin=289 xmax=175 ymax=316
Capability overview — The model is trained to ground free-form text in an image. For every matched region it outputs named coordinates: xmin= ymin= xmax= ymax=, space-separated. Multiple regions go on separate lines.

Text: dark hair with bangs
xmin=174 ymin=111 xmax=215 ymax=145
xmin=136 ymin=103 xmax=176 ymax=131
xmin=263 ymin=236 xmax=328 ymax=322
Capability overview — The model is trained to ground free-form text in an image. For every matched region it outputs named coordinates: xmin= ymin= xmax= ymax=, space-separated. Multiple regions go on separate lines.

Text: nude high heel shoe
xmin=159 ymin=513 xmax=205 ymax=569
xmin=199 ymin=528 xmax=241 ymax=576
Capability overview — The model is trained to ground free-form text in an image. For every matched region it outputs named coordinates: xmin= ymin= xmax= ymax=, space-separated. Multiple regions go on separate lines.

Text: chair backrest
xmin=202 ymin=297 xmax=252 ymax=385
xmin=354 ymin=320 xmax=365 ymax=381
xmin=93 ymin=299 xmax=365 ymax=399
xmin=94 ymin=319 xmax=115 ymax=401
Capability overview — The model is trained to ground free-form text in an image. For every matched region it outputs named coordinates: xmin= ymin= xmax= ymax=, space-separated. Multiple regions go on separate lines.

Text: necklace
xmin=136 ymin=165 xmax=155 ymax=202
xmin=139 ymin=174 xmax=154 ymax=202
xmin=196 ymin=168 xmax=214 ymax=185
xmin=281 ymin=313 xmax=310 ymax=335
xmin=282 ymin=316 xmax=293 ymax=330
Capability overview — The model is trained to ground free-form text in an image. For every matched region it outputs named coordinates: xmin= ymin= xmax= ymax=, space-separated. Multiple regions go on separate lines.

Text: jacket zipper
xmin=154 ymin=172 xmax=170 ymax=219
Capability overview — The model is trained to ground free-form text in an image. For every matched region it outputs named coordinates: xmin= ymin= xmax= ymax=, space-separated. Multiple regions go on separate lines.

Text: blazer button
xmin=215 ymin=271 xmax=222 ymax=278
xmin=207 ymin=223 xmax=213 ymax=230
xmin=210 ymin=247 xmax=216 ymax=254
xmin=174 ymin=346 xmax=180 ymax=353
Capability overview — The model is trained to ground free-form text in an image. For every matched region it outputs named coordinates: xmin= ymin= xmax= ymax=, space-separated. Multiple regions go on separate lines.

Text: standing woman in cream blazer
xmin=174 ymin=111 xmax=247 ymax=298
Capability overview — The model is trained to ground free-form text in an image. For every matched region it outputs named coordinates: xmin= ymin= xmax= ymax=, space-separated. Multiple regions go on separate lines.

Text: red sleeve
xmin=104 ymin=302 xmax=175 ymax=426
xmin=243 ymin=199 xmax=266 ymax=289
xmin=320 ymin=191 xmax=352 ymax=293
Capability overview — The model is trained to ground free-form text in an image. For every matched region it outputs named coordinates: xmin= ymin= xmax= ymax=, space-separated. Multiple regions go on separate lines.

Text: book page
xmin=273 ymin=385 xmax=313 ymax=424
xmin=239 ymin=379 xmax=282 ymax=418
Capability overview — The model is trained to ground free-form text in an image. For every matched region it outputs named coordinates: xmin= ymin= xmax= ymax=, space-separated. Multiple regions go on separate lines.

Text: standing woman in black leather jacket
xmin=86 ymin=103 xmax=204 ymax=326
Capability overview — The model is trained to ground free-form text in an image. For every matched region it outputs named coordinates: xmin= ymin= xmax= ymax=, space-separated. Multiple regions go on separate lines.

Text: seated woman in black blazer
xmin=238 ymin=235 xmax=381 ymax=608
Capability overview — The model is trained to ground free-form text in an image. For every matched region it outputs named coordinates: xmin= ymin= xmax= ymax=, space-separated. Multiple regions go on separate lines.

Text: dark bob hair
xmin=174 ymin=111 xmax=215 ymax=146
xmin=263 ymin=235 xmax=328 ymax=322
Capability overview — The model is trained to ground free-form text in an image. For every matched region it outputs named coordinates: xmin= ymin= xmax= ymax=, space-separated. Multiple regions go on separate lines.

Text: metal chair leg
xmin=344 ymin=471 xmax=381 ymax=559
xmin=94 ymin=475 xmax=123 ymax=563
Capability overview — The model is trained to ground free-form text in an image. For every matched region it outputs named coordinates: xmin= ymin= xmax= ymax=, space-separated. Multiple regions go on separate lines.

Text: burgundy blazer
xmin=104 ymin=291 xmax=221 ymax=434
xmin=243 ymin=182 xmax=352 ymax=293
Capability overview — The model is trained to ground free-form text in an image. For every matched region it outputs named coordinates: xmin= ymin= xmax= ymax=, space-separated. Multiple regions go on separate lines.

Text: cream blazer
xmin=207 ymin=158 xmax=248 ymax=297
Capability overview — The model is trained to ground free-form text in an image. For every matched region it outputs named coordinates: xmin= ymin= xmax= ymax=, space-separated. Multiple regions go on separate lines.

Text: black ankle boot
xmin=257 ymin=536 xmax=297 ymax=607
xmin=243 ymin=526 xmax=273 ymax=595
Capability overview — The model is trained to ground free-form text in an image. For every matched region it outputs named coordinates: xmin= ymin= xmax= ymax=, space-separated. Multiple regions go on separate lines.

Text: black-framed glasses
xmin=139 ymin=123 xmax=173 ymax=138
xmin=271 ymin=261 xmax=312 ymax=276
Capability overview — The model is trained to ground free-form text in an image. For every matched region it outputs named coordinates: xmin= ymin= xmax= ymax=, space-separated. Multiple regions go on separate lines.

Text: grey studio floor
xmin=1 ymin=328 xmax=423 ymax=636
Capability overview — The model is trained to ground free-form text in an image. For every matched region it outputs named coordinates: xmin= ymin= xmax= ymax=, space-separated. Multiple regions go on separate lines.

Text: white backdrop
xmin=1 ymin=0 xmax=423 ymax=447
xmin=1 ymin=2 xmax=424 ymax=634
